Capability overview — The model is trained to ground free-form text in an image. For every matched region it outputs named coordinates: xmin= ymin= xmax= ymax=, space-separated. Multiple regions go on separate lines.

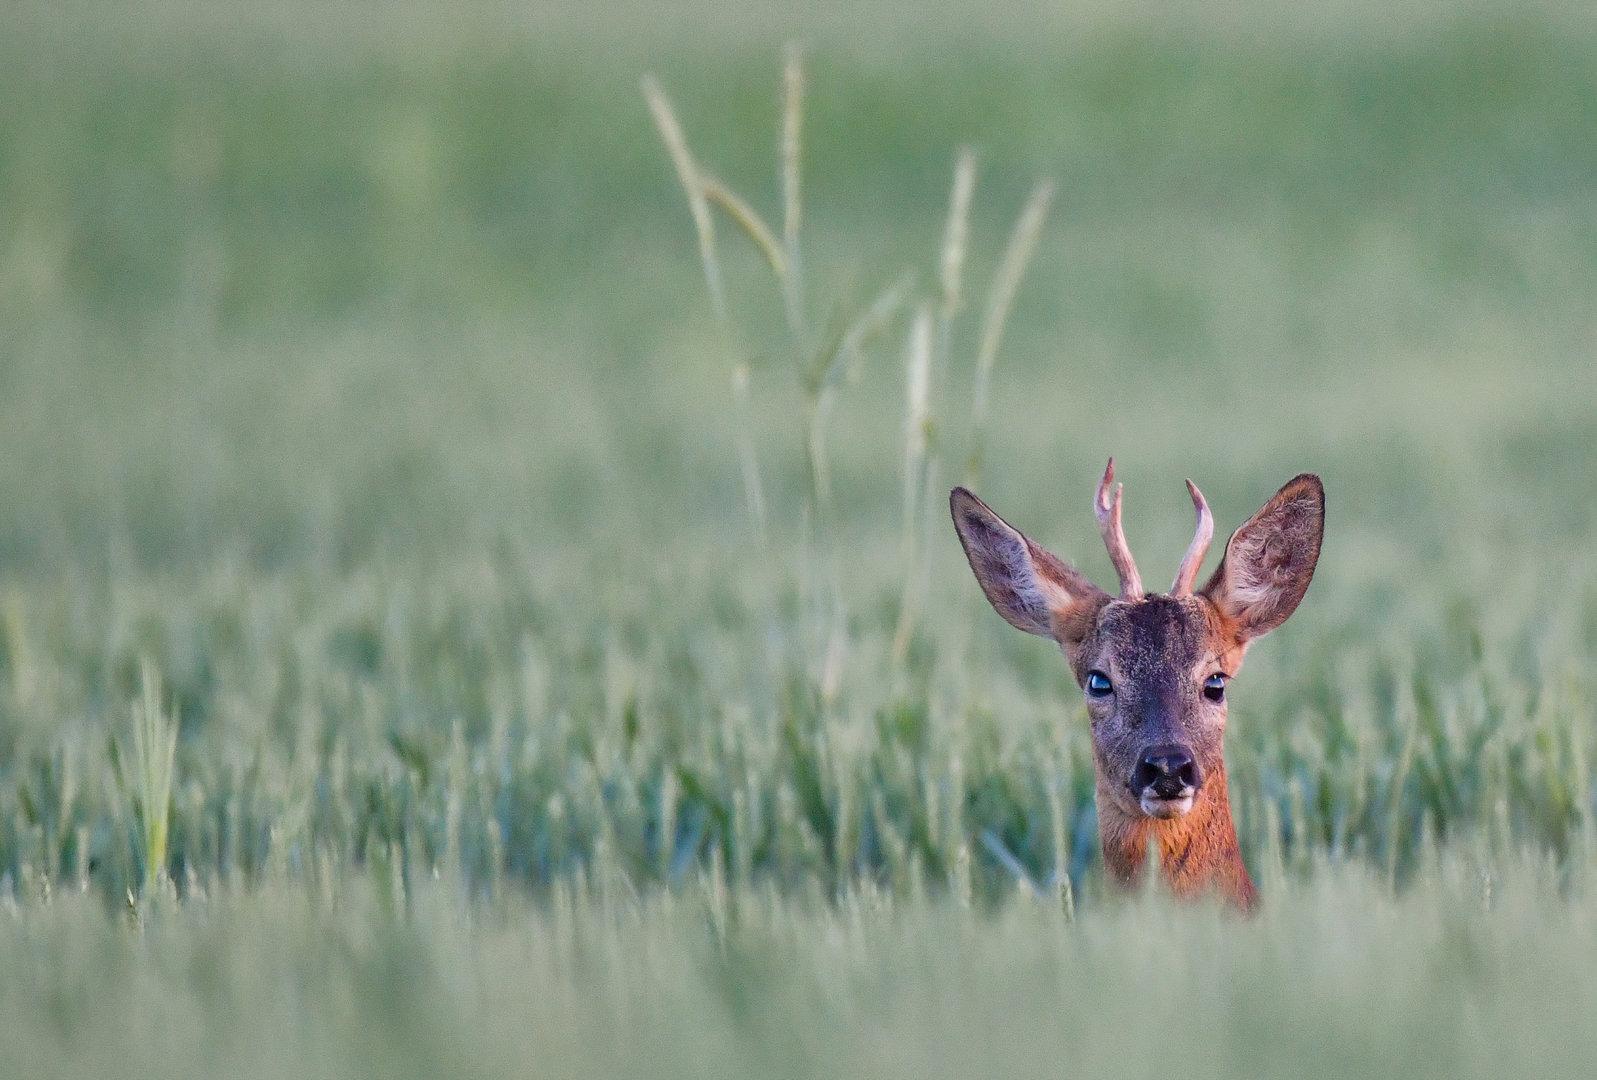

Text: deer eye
xmin=1085 ymin=671 xmax=1113 ymax=698
xmin=1203 ymin=673 xmax=1227 ymax=703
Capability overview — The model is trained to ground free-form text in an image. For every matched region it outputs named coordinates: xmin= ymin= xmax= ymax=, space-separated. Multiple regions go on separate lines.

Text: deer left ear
xmin=950 ymin=487 xmax=1108 ymax=641
xmin=1202 ymin=474 xmax=1324 ymax=643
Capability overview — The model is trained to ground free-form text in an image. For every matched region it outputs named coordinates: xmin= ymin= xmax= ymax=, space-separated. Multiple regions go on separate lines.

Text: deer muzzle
xmin=1132 ymin=744 xmax=1202 ymax=818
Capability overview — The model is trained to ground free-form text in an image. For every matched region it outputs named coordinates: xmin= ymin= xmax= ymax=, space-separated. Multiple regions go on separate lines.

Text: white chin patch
xmin=1139 ymin=790 xmax=1195 ymax=819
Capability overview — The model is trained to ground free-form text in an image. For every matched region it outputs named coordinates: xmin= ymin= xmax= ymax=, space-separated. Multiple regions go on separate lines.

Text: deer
xmin=950 ymin=461 xmax=1324 ymax=910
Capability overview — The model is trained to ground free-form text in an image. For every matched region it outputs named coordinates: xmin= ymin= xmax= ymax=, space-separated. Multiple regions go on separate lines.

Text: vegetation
xmin=0 ymin=1 xmax=1595 ymax=1075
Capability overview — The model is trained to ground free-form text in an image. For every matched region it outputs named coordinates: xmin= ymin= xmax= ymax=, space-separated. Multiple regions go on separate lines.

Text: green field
xmin=2 ymin=1 xmax=1596 ymax=1075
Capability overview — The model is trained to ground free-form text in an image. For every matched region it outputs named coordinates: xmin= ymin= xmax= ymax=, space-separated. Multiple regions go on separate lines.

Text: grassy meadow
xmin=2 ymin=1 xmax=1597 ymax=1074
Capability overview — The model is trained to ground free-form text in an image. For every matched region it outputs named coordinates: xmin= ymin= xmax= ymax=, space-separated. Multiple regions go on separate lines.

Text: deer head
xmin=950 ymin=461 xmax=1324 ymax=909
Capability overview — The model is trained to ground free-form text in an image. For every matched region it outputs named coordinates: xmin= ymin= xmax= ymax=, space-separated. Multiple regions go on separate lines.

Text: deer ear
xmin=950 ymin=488 xmax=1108 ymax=640
xmin=1202 ymin=474 xmax=1324 ymax=642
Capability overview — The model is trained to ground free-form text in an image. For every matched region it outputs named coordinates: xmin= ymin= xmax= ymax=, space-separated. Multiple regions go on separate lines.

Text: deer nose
xmin=1132 ymin=744 xmax=1201 ymax=799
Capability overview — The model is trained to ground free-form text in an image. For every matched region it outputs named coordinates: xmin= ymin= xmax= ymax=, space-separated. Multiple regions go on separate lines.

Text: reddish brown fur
xmin=1096 ymin=763 xmax=1257 ymax=909
xmin=951 ymin=471 xmax=1323 ymax=910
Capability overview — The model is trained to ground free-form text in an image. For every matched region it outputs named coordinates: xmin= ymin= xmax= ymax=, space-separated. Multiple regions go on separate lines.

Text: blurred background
xmin=6 ymin=0 xmax=1594 ymax=575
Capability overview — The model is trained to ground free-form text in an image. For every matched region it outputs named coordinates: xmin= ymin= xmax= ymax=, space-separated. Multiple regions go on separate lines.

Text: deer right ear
xmin=1202 ymin=473 xmax=1325 ymax=643
xmin=950 ymin=488 xmax=1108 ymax=639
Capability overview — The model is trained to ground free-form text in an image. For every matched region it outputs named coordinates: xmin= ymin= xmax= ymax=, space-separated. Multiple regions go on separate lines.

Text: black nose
xmin=1132 ymin=745 xmax=1201 ymax=799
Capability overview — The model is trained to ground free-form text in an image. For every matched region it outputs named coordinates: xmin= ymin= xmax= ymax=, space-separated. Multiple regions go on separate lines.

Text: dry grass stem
xmin=939 ymin=149 xmax=977 ymax=317
xmin=901 ymin=303 xmax=934 ymax=528
xmin=699 ymin=173 xmax=790 ymax=280
xmin=731 ymin=361 xmax=771 ymax=548
xmin=968 ymin=179 xmax=1054 ymax=480
xmin=642 ymin=75 xmax=726 ymax=322
xmin=781 ymin=44 xmax=805 ymax=252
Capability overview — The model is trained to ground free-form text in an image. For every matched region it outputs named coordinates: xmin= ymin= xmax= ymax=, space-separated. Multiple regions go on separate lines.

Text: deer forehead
xmin=1085 ymin=595 xmax=1223 ymax=682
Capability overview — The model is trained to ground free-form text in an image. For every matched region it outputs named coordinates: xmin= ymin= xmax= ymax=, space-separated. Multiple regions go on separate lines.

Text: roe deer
xmin=950 ymin=461 xmax=1324 ymax=909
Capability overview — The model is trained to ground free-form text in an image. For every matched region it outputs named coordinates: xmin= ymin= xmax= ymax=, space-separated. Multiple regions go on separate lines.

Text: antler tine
xmin=1094 ymin=458 xmax=1144 ymax=599
xmin=1171 ymin=478 xmax=1214 ymax=596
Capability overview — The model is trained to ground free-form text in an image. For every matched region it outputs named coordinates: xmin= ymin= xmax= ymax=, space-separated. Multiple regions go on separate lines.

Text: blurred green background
xmin=6 ymin=0 xmax=1595 ymax=572
xmin=1 ymin=1 xmax=1596 ymax=1076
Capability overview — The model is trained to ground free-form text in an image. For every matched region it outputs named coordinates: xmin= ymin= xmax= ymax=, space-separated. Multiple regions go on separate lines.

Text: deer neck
xmin=1095 ymin=762 xmax=1257 ymax=910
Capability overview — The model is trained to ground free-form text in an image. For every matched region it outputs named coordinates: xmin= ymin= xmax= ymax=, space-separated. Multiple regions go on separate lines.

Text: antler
xmin=1170 ymin=479 xmax=1214 ymax=596
xmin=1095 ymin=459 xmax=1144 ymax=599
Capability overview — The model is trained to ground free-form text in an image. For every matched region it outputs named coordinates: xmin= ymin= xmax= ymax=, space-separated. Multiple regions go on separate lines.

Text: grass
xmin=4 ymin=861 xmax=1597 ymax=1079
xmin=0 ymin=1 xmax=1596 ymax=1075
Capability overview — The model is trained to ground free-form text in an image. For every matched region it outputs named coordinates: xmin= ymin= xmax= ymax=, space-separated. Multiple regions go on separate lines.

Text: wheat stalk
xmin=901 ymin=303 xmax=934 ymax=533
xmin=643 ymin=55 xmax=1055 ymax=690
xmin=939 ymin=149 xmax=977 ymax=318
xmin=641 ymin=75 xmax=726 ymax=322
xmin=967 ymin=179 xmax=1054 ymax=484
xmin=699 ymin=172 xmax=789 ymax=280
xmin=891 ymin=305 xmax=936 ymax=662
xmin=781 ymin=44 xmax=805 ymax=253
xmin=780 ymin=44 xmax=806 ymax=334
xmin=643 ymin=75 xmax=776 ymax=553
xmin=731 ymin=361 xmax=770 ymax=549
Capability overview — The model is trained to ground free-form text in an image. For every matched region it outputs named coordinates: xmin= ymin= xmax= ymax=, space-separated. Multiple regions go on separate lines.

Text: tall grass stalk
xmin=780 ymin=43 xmax=806 ymax=334
xmin=730 ymin=361 xmax=771 ymax=550
xmin=892 ymin=305 xmax=935 ymax=663
xmin=966 ymin=179 xmax=1054 ymax=486
xmin=700 ymin=173 xmax=789 ymax=282
xmin=802 ymin=276 xmax=912 ymax=518
xmin=900 ymin=305 xmax=934 ymax=542
xmin=938 ymin=149 xmax=977 ymax=323
xmin=643 ymin=74 xmax=769 ymax=556
xmin=641 ymin=76 xmax=726 ymax=323
xmin=645 ymin=58 xmax=1053 ymax=686
xmin=893 ymin=152 xmax=976 ymax=664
